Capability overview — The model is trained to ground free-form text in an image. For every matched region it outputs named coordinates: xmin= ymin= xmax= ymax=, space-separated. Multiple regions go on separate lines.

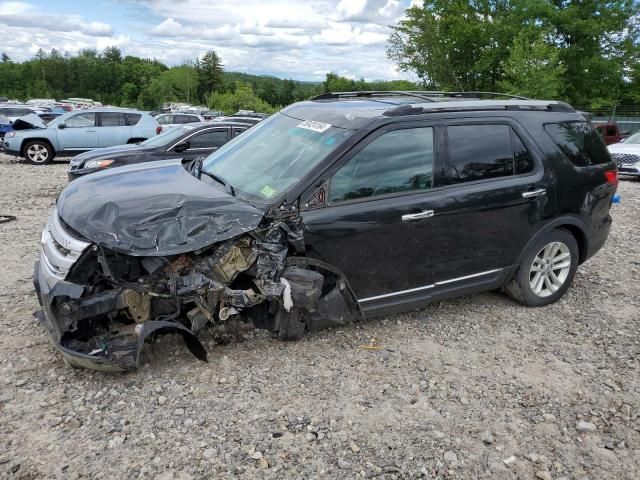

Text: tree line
xmin=0 ymin=47 xmax=424 ymax=113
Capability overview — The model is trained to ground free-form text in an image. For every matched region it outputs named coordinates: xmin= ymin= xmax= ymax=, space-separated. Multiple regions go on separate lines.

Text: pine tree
xmin=195 ymin=50 xmax=224 ymax=103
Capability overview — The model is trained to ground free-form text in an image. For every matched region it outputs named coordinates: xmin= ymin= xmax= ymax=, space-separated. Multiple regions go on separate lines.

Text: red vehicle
xmin=594 ymin=123 xmax=627 ymax=145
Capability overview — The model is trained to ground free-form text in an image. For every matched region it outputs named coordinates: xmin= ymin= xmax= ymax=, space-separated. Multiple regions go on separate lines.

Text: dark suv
xmin=34 ymin=92 xmax=617 ymax=371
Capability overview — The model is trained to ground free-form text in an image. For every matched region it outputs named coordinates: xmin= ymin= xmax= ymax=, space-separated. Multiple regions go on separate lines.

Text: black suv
xmin=34 ymin=92 xmax=617 ymax=371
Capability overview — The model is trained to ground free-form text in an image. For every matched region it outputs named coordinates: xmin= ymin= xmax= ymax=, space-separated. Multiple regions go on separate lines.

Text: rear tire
xmin=24 ymin=140 xmax=54 ymax=165
xmin=505 ymin=229 xmax=579 ymax=307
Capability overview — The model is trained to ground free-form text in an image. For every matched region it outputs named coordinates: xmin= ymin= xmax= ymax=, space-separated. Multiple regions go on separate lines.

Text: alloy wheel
xmin=529 ymin=241 xmax=572 ymax=298
xmin=27 ymin=144 xmax=49 ymax=163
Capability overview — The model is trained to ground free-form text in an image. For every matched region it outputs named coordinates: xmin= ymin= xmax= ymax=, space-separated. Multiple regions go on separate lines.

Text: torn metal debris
xmin=34 ymin=168 xmax=361 ymax=371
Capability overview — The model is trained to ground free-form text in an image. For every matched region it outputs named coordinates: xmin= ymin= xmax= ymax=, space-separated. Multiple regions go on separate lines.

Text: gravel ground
xmin=0 ymin=153 xmax=638 ymax=480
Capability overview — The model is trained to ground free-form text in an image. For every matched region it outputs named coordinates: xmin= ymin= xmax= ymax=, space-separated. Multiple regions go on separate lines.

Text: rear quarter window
xmin=544 ymin=121 xmax=611 ymax=166
xmin=126 ymin=113 xmax=141 ymax=126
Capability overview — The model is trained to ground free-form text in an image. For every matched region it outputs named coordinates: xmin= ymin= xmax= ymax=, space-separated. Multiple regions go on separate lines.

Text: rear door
xmin=57 ymin=112 xmax=99 ymax=149
xmin=426 ymin=120 xmax=555 ymax=281
xmin=98 ymin=112 xmax=131 ymax=147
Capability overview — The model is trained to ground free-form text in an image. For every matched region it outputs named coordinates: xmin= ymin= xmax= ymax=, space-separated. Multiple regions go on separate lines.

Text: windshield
xmin=624 ymin=132 xmax=640 ymax=144
xmin=141 ymin=125 xmax=196 ymax=148
xmin=202 ymin=112 xmax=354 ymax=201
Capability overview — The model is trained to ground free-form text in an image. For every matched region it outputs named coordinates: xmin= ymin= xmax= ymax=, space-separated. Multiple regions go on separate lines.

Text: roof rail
xmin=432 ymin=91 xmax=531 ymax=100
xmin=383 ymin=101 xmax=574 ymax=117
xmin=311 ymin=90 xmax=530 ymax=102
xmin=311 ymin=91 xmax=436 ymax=102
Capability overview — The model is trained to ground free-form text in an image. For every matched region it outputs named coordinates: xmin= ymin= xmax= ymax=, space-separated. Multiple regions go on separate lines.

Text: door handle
xmin=85 ymin=129 xmax=97 ymax=132
xmin=522 ymin=188 xmax=546 ymax=199
xmin=402 ymin=210 xmax=434 ymax=221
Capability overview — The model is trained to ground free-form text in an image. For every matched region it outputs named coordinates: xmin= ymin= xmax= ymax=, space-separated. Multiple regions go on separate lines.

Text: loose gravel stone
xmin=576 ymin=421 xmax=598 ymax=433
xmin=443 ymin=451 xmax=458 ymax=463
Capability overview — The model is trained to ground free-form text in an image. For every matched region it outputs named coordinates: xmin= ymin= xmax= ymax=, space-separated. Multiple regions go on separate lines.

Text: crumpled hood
xmin=12 ymin=113 xmax=46 ymax=130
xmin=57 ymin=159 xmax=266 ymax=256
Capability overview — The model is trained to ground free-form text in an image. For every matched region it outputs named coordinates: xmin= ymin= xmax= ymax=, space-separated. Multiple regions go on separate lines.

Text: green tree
xmin=1 ymin=52 xmax=10 ymax=63
xmin=387 ymin=0 xmax=640 ymax=107
xmin=323 ymin=72 xmax=357 ymax=92
xmin=499 ymin=29 xmax=565 ymax=99
xmin=208 ymin=81 xmax=278 ymax=114
xmin=195 ymin=50 xmax=224 ymax=102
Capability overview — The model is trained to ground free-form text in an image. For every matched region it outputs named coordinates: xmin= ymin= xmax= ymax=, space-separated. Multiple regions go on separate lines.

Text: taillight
xmin=604 ymin=170 xmax=618 ymax=188
xmin=156 ymin=126 xmax=162 ymax=135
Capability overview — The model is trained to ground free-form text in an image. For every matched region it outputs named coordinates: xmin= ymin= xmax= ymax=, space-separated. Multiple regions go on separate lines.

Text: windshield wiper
xmin=193 ymin=157 xmax=235 ymax=196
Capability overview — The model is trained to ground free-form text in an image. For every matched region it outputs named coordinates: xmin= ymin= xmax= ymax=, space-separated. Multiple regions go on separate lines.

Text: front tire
xmin=505 ymin=229 xmax=579 ymax=307
xmin=24 ymin=141 xmax=54 ymax=165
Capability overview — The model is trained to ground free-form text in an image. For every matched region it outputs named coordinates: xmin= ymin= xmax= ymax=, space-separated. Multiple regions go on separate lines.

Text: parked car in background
xmin=202 ymin=110 xmax=224 ymax=120
xmin=34 ymin=91 xmax=617 ymax=371
xmin=0 ymin=104 xmax=37 ymax=122
xmin=153 ymin=112 xmax=204 ymax=129
xmin=233 ymin=110 xmax=269 ymax=119
xmin=211 ymin=115 xmax=264 ymax=126
xmin=608 ymin=131 xmax=640 ymax=177
xmin=0 ymin=112 xmax=63 ymax=141
xmin=68 ymin=121 xmax=251 ymax=180
xmin=2 ymin=109 xmax=160 ymax=164
xmin=0 ymin=114 xmax=11 ymax=141
xmin=594 ymin=122 xmax=627 ymax=145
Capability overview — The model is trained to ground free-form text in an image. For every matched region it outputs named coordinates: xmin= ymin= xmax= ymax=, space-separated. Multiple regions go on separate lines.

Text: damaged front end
xmin=34 ymin=207 xmax=361 ymax=372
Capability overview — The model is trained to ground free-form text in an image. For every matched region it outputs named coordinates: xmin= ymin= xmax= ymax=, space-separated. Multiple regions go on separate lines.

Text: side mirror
xmin=174 ymin=141 xmax=189 ymax=153
xmin=58 ymin=123 xmax=66 ymax=129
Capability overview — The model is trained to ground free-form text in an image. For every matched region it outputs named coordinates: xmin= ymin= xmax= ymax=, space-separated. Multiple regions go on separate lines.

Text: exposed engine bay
xmin=34 ymin=209 xmax=361 ymax=371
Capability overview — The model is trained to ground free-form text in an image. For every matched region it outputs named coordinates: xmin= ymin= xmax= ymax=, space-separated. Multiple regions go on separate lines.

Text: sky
xmin=0 ymin=0 xmax=421 ymax=81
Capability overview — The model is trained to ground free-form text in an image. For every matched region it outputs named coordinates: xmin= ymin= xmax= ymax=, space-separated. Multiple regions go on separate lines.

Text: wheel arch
xmin=512 ymin=216 xmax=589 ymax=280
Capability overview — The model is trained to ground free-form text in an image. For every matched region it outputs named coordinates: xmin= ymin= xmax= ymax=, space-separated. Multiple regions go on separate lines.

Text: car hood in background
xmin=57 ymin=159 xmax=266 ymax=256
xmin=0 ymin=114 xmax=10 ymax=125
xmin=608 ymin=143 xmax=640 ymax=154
xmin=71 ymin=143 xmax=146 ymax=164
xmin=12 ymin=113 xmax=47 ymax=130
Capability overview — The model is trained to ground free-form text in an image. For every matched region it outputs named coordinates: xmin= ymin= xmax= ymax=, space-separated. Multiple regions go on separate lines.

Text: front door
xmin=302 ymin=124 xmax=440 ymax=303
xmin=57 ymin=112 xmax=99 ymax=149
xmin=166 ymin=127 xmax=230 ymax=159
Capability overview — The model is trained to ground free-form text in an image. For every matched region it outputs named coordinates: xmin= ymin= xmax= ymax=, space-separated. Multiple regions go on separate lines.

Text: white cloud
xmin=0 ymin=1 xmax=32 ymax=15
xmin=149 ymin=17 xmax=182 ymax=36
xmin=0 ymin=13 xmax=114 ymax=36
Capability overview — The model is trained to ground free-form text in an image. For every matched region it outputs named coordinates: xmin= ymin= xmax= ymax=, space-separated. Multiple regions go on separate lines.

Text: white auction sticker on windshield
xmin=297 ymin=120 xmax=331 ymax=133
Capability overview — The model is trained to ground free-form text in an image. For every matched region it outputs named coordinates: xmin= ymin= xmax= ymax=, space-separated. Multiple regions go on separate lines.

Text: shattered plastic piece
xmin=280 ymin=278 xmax=293 ymax=312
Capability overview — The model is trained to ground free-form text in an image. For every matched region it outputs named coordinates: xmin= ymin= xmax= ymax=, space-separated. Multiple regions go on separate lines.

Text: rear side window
xmin=157 ymin=115 xmax=172 ymax=125
xmin=126 ymin=113 xmax=141 ymax=125
xmin=100 ymin=112 xmax=125 ymax=127
xmin=188 ymin=129 xmax=228 ymax=148
xmin=544 ymin=121 xmax=610 ymax=166
xmin=175 ymin=115 xmax=198 ymax=124
xmin=445 ymin=125 xmax=532 ymax=184
xmin=330 ymin=127 xmax=434 ymax=203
